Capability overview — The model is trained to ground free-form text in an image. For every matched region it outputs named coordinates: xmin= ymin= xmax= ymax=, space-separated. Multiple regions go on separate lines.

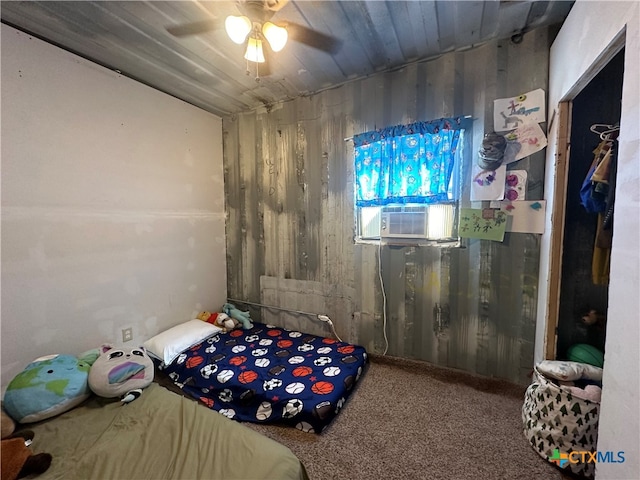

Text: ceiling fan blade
xmin=166 ymin=19 xmax=222 ymax=37
xmin=286 ymin=22 xmax=342 ymax=55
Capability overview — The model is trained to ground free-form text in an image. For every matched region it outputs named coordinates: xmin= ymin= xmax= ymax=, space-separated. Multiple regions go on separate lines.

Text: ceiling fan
xmin=166 ymin=0 xmax=341 ymax=77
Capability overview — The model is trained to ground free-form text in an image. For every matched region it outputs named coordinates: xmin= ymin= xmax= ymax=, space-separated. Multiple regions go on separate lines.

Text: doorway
xmin=554 ymin=49 xmax=625 ymax=362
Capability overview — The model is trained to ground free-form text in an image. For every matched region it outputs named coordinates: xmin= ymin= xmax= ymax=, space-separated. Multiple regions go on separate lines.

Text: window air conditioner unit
xmin=380 ymin=206 xmax=429 ymax=239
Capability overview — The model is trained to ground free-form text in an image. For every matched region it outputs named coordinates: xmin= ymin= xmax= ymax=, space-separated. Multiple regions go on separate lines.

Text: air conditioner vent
xmin=379 ymin=205 xmax=456 ymax=240
xmin=358 ymin=205 xmax=457 ymax=241
xmin=381 ymin=207 xmax=428 ymax=238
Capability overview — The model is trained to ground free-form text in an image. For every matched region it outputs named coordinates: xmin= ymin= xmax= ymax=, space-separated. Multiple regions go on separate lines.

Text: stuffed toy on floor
xmin=88 ymin=345 xmax=154 ymax=404
xmin=3 ymin=352 xmax=95 ymax=424
xmin=1 ymin=407 xmax=51 ymax=480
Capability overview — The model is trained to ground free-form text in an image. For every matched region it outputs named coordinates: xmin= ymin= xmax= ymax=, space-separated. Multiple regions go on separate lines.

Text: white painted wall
xmin=537 ymin=2 xmax=639 ymax=478
xmin=1 ymin=25 xmax=227 ymax=389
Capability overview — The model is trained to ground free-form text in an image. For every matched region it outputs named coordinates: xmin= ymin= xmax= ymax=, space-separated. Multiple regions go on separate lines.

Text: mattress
xmin=26 ymin=383 xmax=308 ymax=480
xmin=159 ymin=321 xmax=368 ymax=434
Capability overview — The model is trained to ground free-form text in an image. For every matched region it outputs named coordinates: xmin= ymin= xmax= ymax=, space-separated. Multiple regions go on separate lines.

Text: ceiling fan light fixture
xmin=225 ymin=15 xmax=252 ymax=44
xmin=244 ymin=37 xmax=266 ymax=63
xmin=262 ymin=22 xmax=288 ymax=52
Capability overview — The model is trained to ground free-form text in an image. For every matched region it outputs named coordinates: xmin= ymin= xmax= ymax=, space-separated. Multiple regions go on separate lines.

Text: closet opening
xmin=554 ymin=48 xmax=625 ymax=364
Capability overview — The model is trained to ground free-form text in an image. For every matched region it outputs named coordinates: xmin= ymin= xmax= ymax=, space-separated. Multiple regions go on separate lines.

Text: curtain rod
xmin=344 ymin=115 xmax=474 ymax=141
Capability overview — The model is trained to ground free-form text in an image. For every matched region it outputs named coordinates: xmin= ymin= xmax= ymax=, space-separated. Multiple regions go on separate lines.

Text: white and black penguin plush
xmin=88 ymin=345 xmax=154 ymax=403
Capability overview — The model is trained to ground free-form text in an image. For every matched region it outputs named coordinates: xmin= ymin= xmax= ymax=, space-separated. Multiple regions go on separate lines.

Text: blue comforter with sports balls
xmin=158 ymin=322 xmax=368 ymax=434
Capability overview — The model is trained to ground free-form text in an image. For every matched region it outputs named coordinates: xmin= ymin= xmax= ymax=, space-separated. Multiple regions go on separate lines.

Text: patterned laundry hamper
xmin=522 ymin=366 xmax=600 ymax=478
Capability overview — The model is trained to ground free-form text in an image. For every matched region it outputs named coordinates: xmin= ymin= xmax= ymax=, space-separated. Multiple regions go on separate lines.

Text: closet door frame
xmin=542 ymin=34 xmax=626 ymax=360
xmin=545 ymin=102 xmax=571 ymax=360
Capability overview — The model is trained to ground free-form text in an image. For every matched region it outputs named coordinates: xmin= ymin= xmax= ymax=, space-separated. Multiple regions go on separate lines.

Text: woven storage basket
xmin=522 ymin=366 xmax=600 ymax=478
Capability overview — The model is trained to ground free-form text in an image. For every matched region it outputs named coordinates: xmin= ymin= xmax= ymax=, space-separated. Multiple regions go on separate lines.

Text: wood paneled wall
xmin=223 ymin=27 xmax=554 ymax=384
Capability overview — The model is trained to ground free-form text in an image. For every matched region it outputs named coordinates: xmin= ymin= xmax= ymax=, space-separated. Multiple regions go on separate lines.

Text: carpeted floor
xmin=245 ymin=355 xmax=563 ymax=480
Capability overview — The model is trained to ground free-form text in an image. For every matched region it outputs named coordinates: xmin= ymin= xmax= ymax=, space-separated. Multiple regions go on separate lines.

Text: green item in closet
xmin=567 ymin=344 xmax=605 ymax=368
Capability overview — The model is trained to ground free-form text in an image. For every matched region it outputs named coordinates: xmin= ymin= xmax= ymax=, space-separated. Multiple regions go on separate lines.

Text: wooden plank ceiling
xmin=1 ymin=0 xmax=573 ymax=117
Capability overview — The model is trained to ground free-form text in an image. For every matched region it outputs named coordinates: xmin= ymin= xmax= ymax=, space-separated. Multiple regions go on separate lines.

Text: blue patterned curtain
xmin=354 ymin=117 xmax=469 ymax=207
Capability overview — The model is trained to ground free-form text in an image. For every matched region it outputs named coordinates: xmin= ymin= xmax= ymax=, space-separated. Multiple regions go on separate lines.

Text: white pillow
xmin=143 ymin=320 xmax=221 ymax=365
xmin=537 ymin=360 xmax=603 ymax=382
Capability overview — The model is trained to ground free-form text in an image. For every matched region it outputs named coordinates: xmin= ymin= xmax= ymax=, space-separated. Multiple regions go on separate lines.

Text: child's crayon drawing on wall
xmin=459 ymin=208 xmax=508 ymax=242
xmin=494 ymin=88 xmax=546 ymax=132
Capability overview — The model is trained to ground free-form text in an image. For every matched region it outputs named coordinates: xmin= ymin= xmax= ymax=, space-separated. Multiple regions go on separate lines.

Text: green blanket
xmin=27 ymin=383 xmax=309 ymax=480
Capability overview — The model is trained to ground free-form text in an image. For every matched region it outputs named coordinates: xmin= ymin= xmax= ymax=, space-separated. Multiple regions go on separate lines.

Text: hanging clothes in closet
xmin=580 ymin=124 xmax=619 ymax=285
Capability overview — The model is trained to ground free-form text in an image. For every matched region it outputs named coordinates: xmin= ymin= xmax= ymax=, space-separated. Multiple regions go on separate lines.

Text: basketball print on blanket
xmin=159 ymin=321 xmax=368 ymax=433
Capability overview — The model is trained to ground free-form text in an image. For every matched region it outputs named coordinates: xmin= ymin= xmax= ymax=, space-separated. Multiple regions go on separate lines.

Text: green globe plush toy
xmin=4 ymin=354 xmax=92 ymax=424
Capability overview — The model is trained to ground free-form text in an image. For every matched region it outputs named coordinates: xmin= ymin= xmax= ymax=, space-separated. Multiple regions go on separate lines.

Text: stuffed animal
xmin=88 ymin=345 xmax=154 ymax=404
xmin=1 ymin=405 xmax=15 ymax=440
xmin=1 ymin=408 xmax=51 ymax=480
xmin=3 ymin=353 xmax=94 ymax=424
xmin=581 ymin=309 xmax=607 ymax=329
xmin=214 ymin=312 xmax=240 ymax=332
xmin=222 ymin=303 xmax=254 ymax=330
xmin=196 ymin=311 xmax=215 ymax=324
xmin=197 ymin=311 xmax=240 ymax=333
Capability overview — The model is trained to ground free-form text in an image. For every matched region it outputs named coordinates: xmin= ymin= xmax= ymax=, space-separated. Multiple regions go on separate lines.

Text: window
xmin=354 ymin=116 xmax=470 ymax=243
